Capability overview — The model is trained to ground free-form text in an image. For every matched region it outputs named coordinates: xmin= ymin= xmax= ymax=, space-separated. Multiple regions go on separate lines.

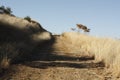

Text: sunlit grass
xmin=53 ymin=32 xmax=120 ymax=77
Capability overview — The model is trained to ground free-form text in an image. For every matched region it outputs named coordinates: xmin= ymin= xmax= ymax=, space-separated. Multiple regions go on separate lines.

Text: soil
xmin=1 ymin=53 xmax=119 ymax=80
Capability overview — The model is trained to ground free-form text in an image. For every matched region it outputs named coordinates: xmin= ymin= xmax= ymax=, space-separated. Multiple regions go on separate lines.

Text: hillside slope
xmin=0 ymin=14 xmax=120 ymax=80
xmin=0 ymin=14 xmax=52 ymax=70
xmin=1 ymin=34 xmax=120 ymax=80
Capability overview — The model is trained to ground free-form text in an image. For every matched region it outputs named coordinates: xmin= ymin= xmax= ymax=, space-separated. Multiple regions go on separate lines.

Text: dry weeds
xmin=0 ymin=43 xmax=19 ymax=70
xmin=53 ymin=32 xmax=120 ymax=77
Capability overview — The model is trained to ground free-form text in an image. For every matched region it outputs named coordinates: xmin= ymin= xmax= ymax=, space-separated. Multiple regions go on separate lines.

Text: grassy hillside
xmin=0 ymin=13 xmax=120 ymax=78
xmin=0 ymin=14 xmax=52 ymax=72
xmin=53 ymin=32 xmax=120 ymax=77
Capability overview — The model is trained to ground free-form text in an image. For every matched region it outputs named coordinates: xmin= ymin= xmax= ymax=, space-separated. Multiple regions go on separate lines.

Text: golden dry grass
xmin=53 ymin=32 xmax=120 ymax=77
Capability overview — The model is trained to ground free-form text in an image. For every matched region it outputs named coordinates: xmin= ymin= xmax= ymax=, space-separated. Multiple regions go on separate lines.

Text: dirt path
xmin=1 ymin=59 xmax=106 ymax=80
xmin=1 ymin=53 xmax=117 ymax=80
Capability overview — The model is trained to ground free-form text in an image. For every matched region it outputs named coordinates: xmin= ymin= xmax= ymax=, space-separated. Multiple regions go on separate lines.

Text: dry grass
xmin=0 ymin=42 xmax=19 ymax=70
xmin=53 ymin=32 xmax=120 ymax=77
xmin=53 ymin=32 xmax=95 ymax=57
xmin=0 ymin=14 xmax=52 ymax=73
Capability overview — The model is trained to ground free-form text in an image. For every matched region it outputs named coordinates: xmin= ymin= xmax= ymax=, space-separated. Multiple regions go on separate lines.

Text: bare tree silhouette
xmin=76 ymin=24 xmax=90 ymax=32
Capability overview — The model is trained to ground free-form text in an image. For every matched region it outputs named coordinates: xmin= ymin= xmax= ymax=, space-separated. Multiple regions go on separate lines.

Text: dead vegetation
xmin=0 ymin=43 xmax=19 ymax=70
xmin=0 ymin=13 xmax=120 ymax=79
xmin=76 ymin=24 xmax=90 ymax=32
xmin=0 ymin=30 xmax=120 ymax=79
xmin=0 ymin=14 xmax=52 ymax=74
xmin=53 ymin=32 xmax=120 ymax=78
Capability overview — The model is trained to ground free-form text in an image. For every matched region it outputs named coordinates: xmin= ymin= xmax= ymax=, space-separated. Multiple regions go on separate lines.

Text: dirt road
xmin=1 ymin=53 xmax=117 ymax=80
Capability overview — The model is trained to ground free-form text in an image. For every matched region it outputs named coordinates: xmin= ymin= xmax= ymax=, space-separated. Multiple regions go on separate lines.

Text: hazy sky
xmin=0 ymin=0 xmax=120 ymax=38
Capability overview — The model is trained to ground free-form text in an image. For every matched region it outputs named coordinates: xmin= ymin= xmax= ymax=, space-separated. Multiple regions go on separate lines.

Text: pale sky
xmin=0 ymin=0 xmax=120 ymax=38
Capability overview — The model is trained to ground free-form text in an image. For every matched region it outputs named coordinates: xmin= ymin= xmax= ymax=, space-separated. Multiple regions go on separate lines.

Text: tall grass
xmin=53 ymin=32 xmax=120 ymax=77
xmin=53 ymin=32 xmax=95 ymax=57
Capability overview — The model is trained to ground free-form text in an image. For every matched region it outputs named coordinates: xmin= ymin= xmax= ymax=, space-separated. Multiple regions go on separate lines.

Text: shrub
xmin=0 ymin=6 xmax=12 ymax=15
xmin=24 ymin=16 xmax=31 ymax=22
